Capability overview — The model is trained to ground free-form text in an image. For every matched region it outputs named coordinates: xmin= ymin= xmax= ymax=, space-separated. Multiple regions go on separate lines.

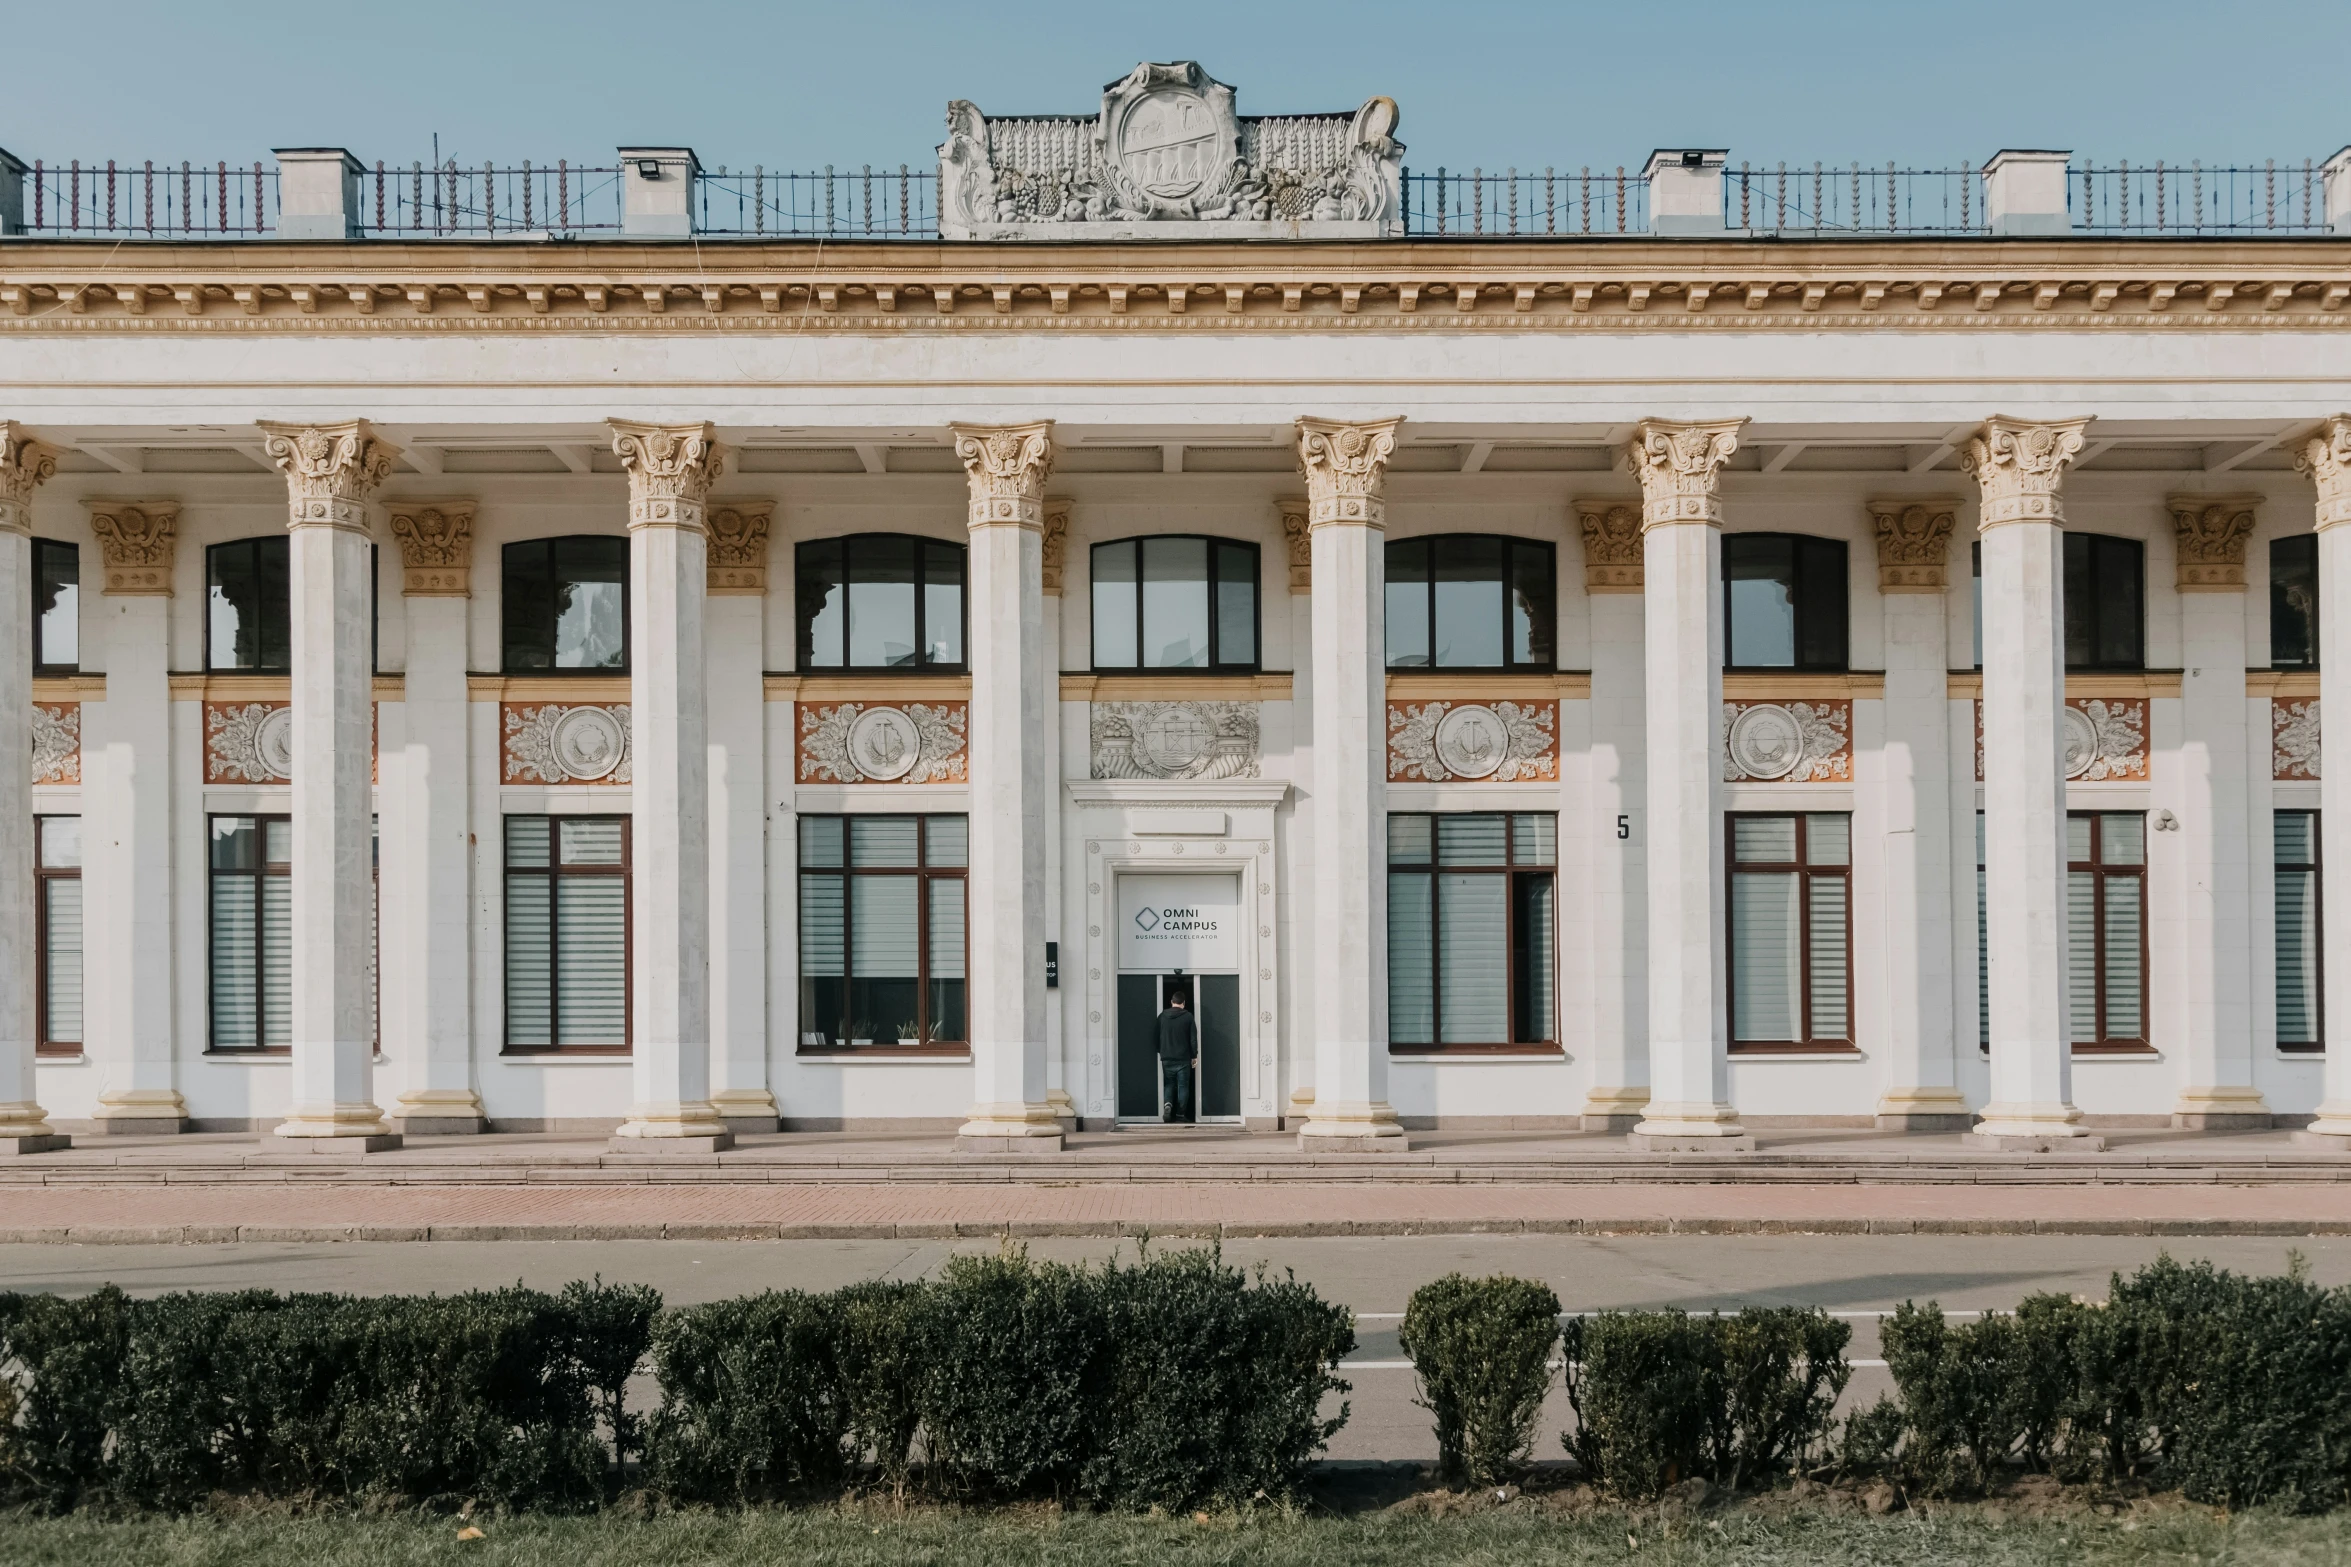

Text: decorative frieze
xmin=385 ymin=501 xmax=474 ymax=596
xmin=1388 ymin=699 xmax=1559 ymax=782
xmin=1276 ymin=498 xmax=1311 ymax=592
xmin=798 ymin=701 xmax=967 ymax=784
xmin=1721 ymin=700 xmax=1852 ymax=783
xmin=205 ymin=701 xmax=294 ymax=783
xmin=85 ymin=500 xmax=178 ymax=594
xmin=2063 ymin=698 xmax=2149 ymax=781
xmin=502 ymin=702 xmax=632 ymax=784
xmin=705 ymin=499 xmax=773 ymax=593
xmin=1575 ymin=499 xmax=1642 ymax=591
xmin=2275 ymin=698 xmax=2321 ymax=780
xmin=1296 ymin=417 xmax=1400 ymax=527
xmin=1630 ymin=420 xmax=1742 ymax=528
xmin=1091 ymin=701 xmax=1261 ymax=780
xmin=31 ymin=703 xmax=78 ymax=785
xmin=2168 ymin=494 xmax=2260 ymax=589
xmin=1961 ymin=418 xmax=2089 ymax=528
xmin=1868 ymin=499 xmax=1959 ymax=592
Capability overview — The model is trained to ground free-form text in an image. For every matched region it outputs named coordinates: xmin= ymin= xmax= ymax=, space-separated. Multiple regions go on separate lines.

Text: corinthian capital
xmin=1628 ymin=419 xmax=1744 ymax=529
xmin=84 ymin=500 xmax=180 ymax=595
xmin=2168 ymin=494 xmax=2261 ymax=590
xmin=0 ymin=422 xmax=60 ymax=534
xmin=1960 ymin=417 xmax=2090 ymax=529
xmin=385 ymin=500 xmax=476 ymax=596
xmin=1576 ymin=499 xmax=1644 ymax=592
xmin=2295 ymin=415 xmax=2351 ymax=530
xmin=1295 ymin=416 xmax=1402 ymax=528
xmin=951 ymin=421 xmax=1056 ymax=529
xmin=258 ymin=420 xmax=399 ymax=532
xmin=705 ymin=499 xmax=774 ymax=594
xmin=609 ymin=419 xmax=724 ymax=531
xmin=1867 ymin=499 xmax=1960 ymax=592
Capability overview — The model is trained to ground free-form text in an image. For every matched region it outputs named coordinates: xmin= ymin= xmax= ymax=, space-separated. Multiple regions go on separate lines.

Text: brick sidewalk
xmin=1 ymin=1178 xmax=2345 ymax=1242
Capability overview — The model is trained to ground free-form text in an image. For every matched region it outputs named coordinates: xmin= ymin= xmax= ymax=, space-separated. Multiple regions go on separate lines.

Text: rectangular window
xmin=2277 ymin=809 xmax=2322 ymax=1050
xmin=1089 ymin=537 xmax=1260 ymax=672
xmin=2063 ymin=534 xmax=2145 ymax=672
xmin=206 ymin=538 xmax=291 ymax=672
xmin=1724 ymin=534 xmax=1848 ymax=671
xmin=1976 ymin=810 xmax=1989 ymax=1050
xmin=1727 ymin=813 xmax=1853 ymax=1051
xmin=502 ymin=537 xmax=628 ymax=672
xmin=504 ymin=816 xmax=630 ymax=1051
xmin=36 ymin=816 xmax=81 ymax=1054
xmin=33 ymin=539 xmax=78 ymax=673
xmin=2273 ymin=534 xmax=2319 ymax=669
xmin=1386 ymin=812 xmax=1557 ymax=1049
xmin=797 ymin=814 xmax=968 ymax=1051
xmin=1383 ymin=537 xmax=1555 ymax=671
xmin=2067 ymin=811 xmax=2147 ymax=1050
xmin=209 ymin=815 xmax=292 ymax=1048
xmin=796 ymin=536 xmax=966 ymax=671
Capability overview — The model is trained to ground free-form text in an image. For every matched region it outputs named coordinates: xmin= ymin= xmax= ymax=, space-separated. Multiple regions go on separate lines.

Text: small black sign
xmin=1044 ymin=941 xmax=1059 ymax=989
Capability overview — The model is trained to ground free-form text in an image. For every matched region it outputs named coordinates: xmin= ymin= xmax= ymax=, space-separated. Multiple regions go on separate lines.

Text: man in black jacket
xmin=1155 ymin=987 xmax=1198 ymax=1124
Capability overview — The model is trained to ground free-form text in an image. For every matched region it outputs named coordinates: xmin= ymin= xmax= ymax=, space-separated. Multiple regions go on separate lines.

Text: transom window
xmin=1724 ymin=534 xmax=1847 ymax=671
xmin=36 ymin=816 xmax=81 ymax=1056
xmin=1728 ymin=814 xmax=1852 ymax=1051
xmin=504 ymin=817 xmax=630 ymax=1052
xmin=2272 ymin=535 xmax=2319 ymax=668
xmin=2067 ymin=812 xmax=2146 ymax=1050
xmin=2064 ymin=534 xmax=2144 ymax=672
xmin=2276 ymin=809 xmax=2321 ymax=1051
xmin=33 ymin=539 xmax=78 ymax=673
xmin=1387 ymin=812 xmax=1557 ymax=1049
xmin=206 ymin=538 xmax=291 ymax=672
xmin=1091 ymin=536 xmax=1259 ymax=671
xmin=503 ymin=537 xmax=628 ymax=672
xmin=796 ymin=535 xmax=966 ymax=671
xmin=1385 ymin=537 xmax=1555 ymax=670
xmin=798 ymin=815 xmax=968 ymax=1052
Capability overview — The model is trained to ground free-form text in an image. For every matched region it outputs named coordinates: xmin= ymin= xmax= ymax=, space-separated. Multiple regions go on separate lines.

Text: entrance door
xmin=1115 ymin=972 xmax=1241 ymax=1122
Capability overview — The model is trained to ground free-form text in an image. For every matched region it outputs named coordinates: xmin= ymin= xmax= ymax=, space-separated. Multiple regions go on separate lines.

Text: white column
xmin=950 ymin=422 xmax=1062 ymax=1151
xmin=1040 ymin=497 xmax=1074 ymax=1130
xmin=1279 ymin=498 xmax=1319 ymax=1127
xmin=1294 ymin=416 xmax=1407 ymax=1151
xmin=259 ymin=421 xmax=399 ymax=1149
xmin=1628 ymin=420 xmax=1748 ymax=1150
xmin=2169 ymin=495 xmax=2269 ymax=1128
xmin=1868 ymin=500 xmax=1968 ymax=1129
xmin=1576 ymin=500 xmax=1650 ymax=1130
xmin=84 ymin=501 xmax=187 ymax=1131
xmin=705 ymin=500 xmax=776 ymax=1133
xmin=1963 ymin=417 xmax=2096 ymax=1148
xmin=2296 ymin=418 xmax=2351 ymax=1142
xmin=0 ymin=425 xmax=66 ymax=1153
xmin=383 ymin=502 xmax=482 ymax=1133
xmin=610 ymin=421 xmax=730 ymax=1150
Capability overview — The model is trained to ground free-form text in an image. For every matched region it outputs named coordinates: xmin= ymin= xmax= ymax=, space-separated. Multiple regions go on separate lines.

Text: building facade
xmin=6 ymin=66 xmax=2351 ymax=1152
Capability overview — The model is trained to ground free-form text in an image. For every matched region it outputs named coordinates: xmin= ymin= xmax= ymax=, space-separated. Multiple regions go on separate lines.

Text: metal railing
xmin=2072 ymin=160 xmax=2327 ymax=233
xmin=693 ymin=164 xmax=939 ymax=237
xmin=1403 ymin=166 xmax=1648 ymax=235
xmin=363 ymin=160 xmax=621 ymax=236
xmin=1727 ymin=162 xmax=1988 ymax=234
xmin=22 ymin=158 xmax=276 ymax=236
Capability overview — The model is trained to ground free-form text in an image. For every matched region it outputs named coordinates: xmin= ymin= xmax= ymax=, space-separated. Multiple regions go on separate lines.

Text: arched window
xmin=207 ymin=536 xmax=291 ymax=672
xmin=1724 ymin=534 xmax=1847 ymax=671
xmin=1384 ymin=536 xmax=1555 ymax=670
xmin=2064 ymin=533 xmax=2143 ymax=671
xmin=796 ymin=535 xmax=966 ymax=671
xmin=1090 ymin=536 xmax=1259 ymax=671
xmin=503 ymin=537 xmax=627 ymax=672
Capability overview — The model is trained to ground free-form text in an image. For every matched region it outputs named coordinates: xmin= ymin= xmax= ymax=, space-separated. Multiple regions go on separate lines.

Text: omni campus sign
xmin=1118 ymin=875 xmax=1241 ymax=972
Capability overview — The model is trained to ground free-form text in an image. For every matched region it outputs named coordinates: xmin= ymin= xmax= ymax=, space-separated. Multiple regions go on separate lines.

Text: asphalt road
xmin=7 ymin=1233 xmax=2339 ymax=1462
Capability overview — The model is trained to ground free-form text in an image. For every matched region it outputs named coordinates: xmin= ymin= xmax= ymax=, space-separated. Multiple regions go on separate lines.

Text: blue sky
xmin=8 ymin=0 xmax=2341 ymax=176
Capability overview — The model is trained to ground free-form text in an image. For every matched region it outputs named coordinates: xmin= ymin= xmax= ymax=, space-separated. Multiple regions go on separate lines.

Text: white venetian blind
xmin=259 ymin=875 xmax=293 ymax=1047
xmin=2277 ymin=811 xmax=2320 ymax=1044
xmin=2101 ymin=877 xmax=2142 ymax=1039
xmin=926 ymin=878 xmax=965 ymax=980
xmin=1807 ymin=876 xmax=1848 ymax=1041
xmin=1436 ymin=872 xmax=1508 ymax=1043
xmin=800 ymin=876 xmax=846 ymax=976
xmin=505 ymin=875 xmax=554 ymax=1048
xmin=851 ymin=876 xmax=920 ymax=978
xmin=1520 ymin=876 xmax=1555 ymax=1041
xmin=211 ymin=877 xmax=258 ymax=1047
xmin=554 ymin=878 xmax=627 ymax=1044
xmin=43 ymin=880 xmax=82 ymax=1045
xmin=1387 ymin=871 xmax=1435 ymax=1045
xmin=1730 ymin=871 xmax=1801 ymax=1041
xmin=2066 ymin=869 xmax=2098 ymax=1043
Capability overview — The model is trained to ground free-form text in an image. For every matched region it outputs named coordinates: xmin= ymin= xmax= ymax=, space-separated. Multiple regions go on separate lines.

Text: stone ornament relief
xmin=384 ymin=501 xmax=474 ymax=596
xmin=1961 ymin=418 xmax=2089 ymax=528
xmin=1296 ymin=417 xmax=1399 ymax=526
xmin=0 ymin=422 xmax=60 ymax=534
xmin=503 ymin=703 xmax=633 ymax=785
xmin=938 ymin=60 xmax=1403 ymax=240
xmin=1630 ymin=419 xmax=1743 ymax=528
xmin=951 ymin=422 xmax=1056 ymax=526
xmin=1388 ymin=700 xmax=1559 ymax=783
xmin=85 ymin=501 xmax=179 ymax=594
xmin=206 ymin=701 xmax=295 ymax=783
xmin=799 ymin=701 xmax=968 ymax=784
xmin=2062 ymin=698 xmax=2149 ymax=781
xmin=2167 ymin=495 xmax=2259 ymax=589
xmin=1091 ymin=701 xmax=1261 ymax=780
xmin=705 ymin=499 xmax=773 ymax=593
xmin=1276 ymin=498 xmax=1310 ymax=592
xmin=1575 ymin=499 xmax=1642 ymax=591
xmin=2296 ymin=417 xmax=2351 ymax=531
xmin=1867 ymin=499 xmax=1958 ymax=592
xmin=2275 ymin=698 xmax=2321 ymax=780
xmin=1721 ymin=700 xmax=1851 ymax=783
xmin=31 ymin=703 xmax=78 ymax=785
xmin=1040 ymin=499 xmax=1072 ymax=594
xmin=258 ymin=420 xmax=397 ymax=529
xmin=610 ymin=419 xmax=723 ymax=529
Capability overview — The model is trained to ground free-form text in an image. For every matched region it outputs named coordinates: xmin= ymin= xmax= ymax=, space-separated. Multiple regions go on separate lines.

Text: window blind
xmin=505 ymin=875 xmax=554 ymax=1047
xmin=2277 ymin=810 xmax=2320 ymax=1045
xmin=1807 ymin=875 xmax=1849 ymax=1040
xmin=259 ymin=875 xmax=293 ymax=1047
xmin=43 ymin=878 xmax=82 ymax=1045
xmin=1436 ymin=872 xmax=1509 ymax=1043
xmin=1387 ymin=872 xmax=1435 ymax=1045
xmin=800 ymin=875 xmax=846 ymax=977
xmin=2066 ymin=869 xmax=2099 ymax=1044
xmin=1731 ymin=870 xmax=1802 ymax=1041
xmin=852 ymin=876 xmax=921 ymax=979
xmin=554 ymin=878 xmax=627 ymax=1043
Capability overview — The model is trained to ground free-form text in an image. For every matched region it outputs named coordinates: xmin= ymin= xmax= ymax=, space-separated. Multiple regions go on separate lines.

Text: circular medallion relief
xmin=255 ymin=707 xmax=295 ymax=781
xmin=2062 ymin=706 xmax=2100 ymax=780
xmin=549 ymin=706 xmax=626 ymax=781
xmin=846 ymin=706 xmax=922 ymax=781
xmin=1433 ymin=704 xmax=1510 ymax=779
xmin=1727 ymin=704 xmax=1806 ymax=781
xmin=1140 ymin=704 xmax=1213 ymax=773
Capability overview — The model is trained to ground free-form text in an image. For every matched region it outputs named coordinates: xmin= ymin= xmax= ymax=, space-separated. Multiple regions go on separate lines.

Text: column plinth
xmin=2295 ymin=418 xmax=2351 ymax=1143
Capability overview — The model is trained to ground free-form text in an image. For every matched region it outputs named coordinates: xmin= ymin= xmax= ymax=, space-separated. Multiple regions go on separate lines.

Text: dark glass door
xmin=1116 ymin=971 xmax=1242 ymax=1122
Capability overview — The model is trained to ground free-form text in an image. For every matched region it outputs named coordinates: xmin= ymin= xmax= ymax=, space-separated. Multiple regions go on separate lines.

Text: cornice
xmin=4 ymin=237 xmax=2349 ymax=331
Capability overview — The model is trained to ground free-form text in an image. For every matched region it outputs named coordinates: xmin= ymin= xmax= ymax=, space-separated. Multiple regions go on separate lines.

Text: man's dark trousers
xmin=1160 ymin=1059 xmax=1195 ymax=1123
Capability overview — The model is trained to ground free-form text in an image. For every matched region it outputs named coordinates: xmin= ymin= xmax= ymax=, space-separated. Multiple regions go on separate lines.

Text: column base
xmin=1581 ymin=1086 xmax=1650 ymax=1134
xmin=1629 ymin=1102 xmax=1752 ymax=1152
xmin=290 ymin=1133 xmax=405 ymax=1156
xmin=1875 ymin=1087 xmax=1973 ymax=1133
xmin=2171 ymin=1085 xmax=2273 ymax=1131
xmin=2304 ymin=1100 xmax=2351 ymax=1139
xmin=93 ymin=1118 xmax=191 ymax=1137
xmin=1044 ymin=1088 xmax=1078 ymax=1135
xmin=392 ymin=1088 xmax=486 ymax=1137
xmin=275 ymin=1104 xmax=398 ymax=1144
xmin=710 ymin=1088 xmax=780 ymax=1136
xmin=1283 ymin=1086 xmax=1316 ymax=1132
xmin=1297 ymin=1102 xmax=1410 ymax=1153
xmin=0 ymin=1134 xmax=72 ymax=1156
xmin=609 ymin=1133 xmax=734 ymax=1154
xmin=1969 ymin=1101 xmax=2099 ymax=1150
xmin=1965 ymin=1131 xmax=2107 ymax=1152
xmin=2293 ymin=1130 xmax=2351 ymax=1150
xmin=614 ymin=1101 xmax=735 ymax=1152
xmin=95 ymin=1088 xmax=190 ymax=1135
xmin=956 ymin=1102 xmax=1066 ymax=1154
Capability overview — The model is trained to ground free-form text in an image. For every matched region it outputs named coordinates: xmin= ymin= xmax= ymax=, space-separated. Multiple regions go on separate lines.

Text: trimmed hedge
xmin=1398 ymin=1273 xmax=1562 ymax=1485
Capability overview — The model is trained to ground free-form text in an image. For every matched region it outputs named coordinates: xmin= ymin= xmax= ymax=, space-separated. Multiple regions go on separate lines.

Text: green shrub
xmin=0 ymin=1287 xmax=131 ymax=1510
xmin=1398 ymin=1273 xmax=1560 ymax=1486
xmin=913 ymin=1251 xmax=1108 ymax=1499
xmin=559 ymin=1278 xmax=662 ymax=1474
xmin=1707 ymin=1307 xmax=1851 ymax=1489
xmin=645 ymin=1291 xmax=846 ymax=1502
xmin=833 ymin=1280 xmax=926 ymax=1491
